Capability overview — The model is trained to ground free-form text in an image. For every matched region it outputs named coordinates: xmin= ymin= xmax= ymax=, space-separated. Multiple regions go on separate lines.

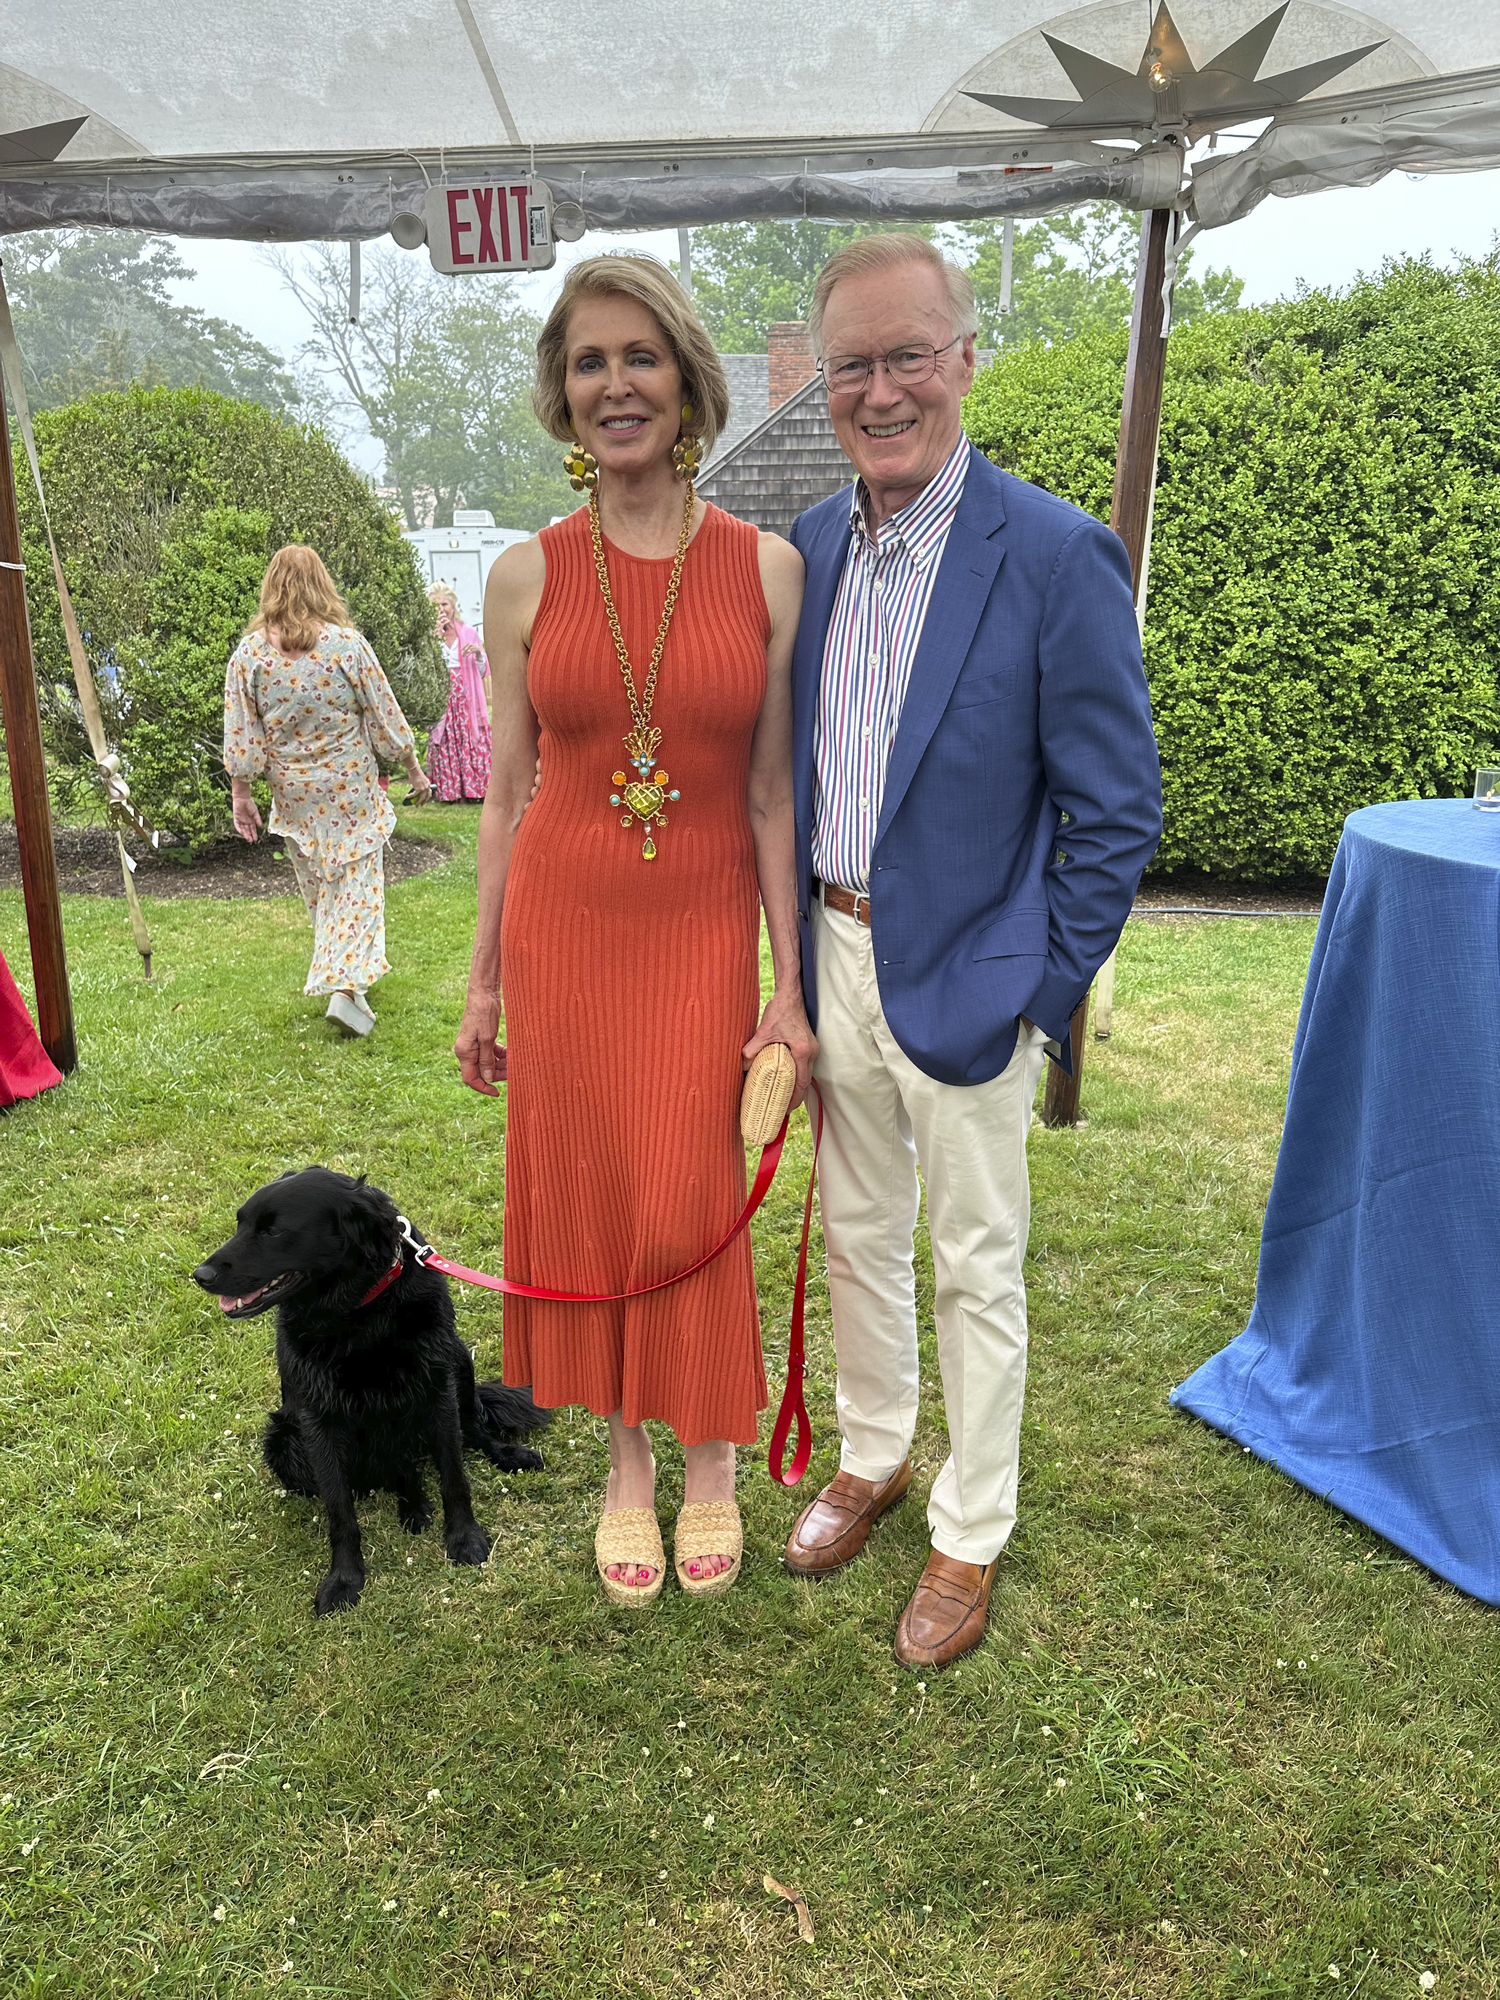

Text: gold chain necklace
xmin=591 ymin=481 xmax=693 ymax=861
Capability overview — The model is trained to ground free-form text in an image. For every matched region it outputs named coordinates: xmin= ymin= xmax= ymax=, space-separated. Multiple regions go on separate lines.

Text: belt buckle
xmin=852 ymin=892 xmax=870 ymax=925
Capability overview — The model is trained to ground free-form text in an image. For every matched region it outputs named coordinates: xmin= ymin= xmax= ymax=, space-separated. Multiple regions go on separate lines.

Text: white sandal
xmin=327 ymin=991 xmax=374 ymax=1037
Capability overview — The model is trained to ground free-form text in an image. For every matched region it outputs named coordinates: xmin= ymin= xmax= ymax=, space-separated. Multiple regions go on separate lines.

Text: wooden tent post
xmin=1043 ymin=203 xmax=1174 ymax=1129
xmin=0 ymin=409 xmax=76 ymax=1074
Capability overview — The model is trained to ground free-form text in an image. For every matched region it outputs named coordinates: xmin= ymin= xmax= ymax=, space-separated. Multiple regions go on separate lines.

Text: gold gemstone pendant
xmin=607 ymin=730 xmax=683 ymax=861
xmin=622 ymin=781 xmax=661 ymax=818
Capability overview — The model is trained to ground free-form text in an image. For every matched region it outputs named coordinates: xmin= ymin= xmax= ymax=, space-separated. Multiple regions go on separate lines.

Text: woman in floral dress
xmin=224 ymin=545 xmax=431 ymax=1037
xmin=426 ymin=584 xmax=492 ymax=802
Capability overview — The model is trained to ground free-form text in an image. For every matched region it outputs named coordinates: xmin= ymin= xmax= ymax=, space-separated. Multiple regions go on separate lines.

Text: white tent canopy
xmin=3 ymin=3 xmax=1500 ymax=238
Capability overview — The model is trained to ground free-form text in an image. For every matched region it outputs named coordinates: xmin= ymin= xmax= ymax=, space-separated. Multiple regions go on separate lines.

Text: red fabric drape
xmin=0 ymin=946 xmax=62 ymax=1107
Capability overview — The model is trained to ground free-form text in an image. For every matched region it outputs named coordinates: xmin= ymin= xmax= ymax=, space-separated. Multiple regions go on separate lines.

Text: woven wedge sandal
xmin=594 ymin=1507 xmax=666 ymax=1608
xmin=673 ymin=1501 xmax=743 ymax=1598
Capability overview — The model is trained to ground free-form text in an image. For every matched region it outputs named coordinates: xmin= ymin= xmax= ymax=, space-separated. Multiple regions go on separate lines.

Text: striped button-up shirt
xmin=812 ymin=437 xmax=970 ymax=894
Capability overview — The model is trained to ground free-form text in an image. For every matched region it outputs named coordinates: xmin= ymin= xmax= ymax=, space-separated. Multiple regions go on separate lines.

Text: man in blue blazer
xmin=781 ymin=236 xmax=1161 ymax=1668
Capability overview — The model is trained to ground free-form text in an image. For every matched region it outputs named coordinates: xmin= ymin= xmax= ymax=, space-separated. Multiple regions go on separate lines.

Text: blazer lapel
xmin=875 ymin=463 xmax=1006 ymax=845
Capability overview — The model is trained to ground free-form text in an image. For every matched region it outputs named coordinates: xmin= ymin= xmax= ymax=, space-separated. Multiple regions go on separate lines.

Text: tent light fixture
xmin=389 ymin=210 xmax=428 ymax=250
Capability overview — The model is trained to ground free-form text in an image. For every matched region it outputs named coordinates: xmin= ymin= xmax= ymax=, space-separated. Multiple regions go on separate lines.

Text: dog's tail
xmin=475 ymin=1378 xmax=552 ymax=1440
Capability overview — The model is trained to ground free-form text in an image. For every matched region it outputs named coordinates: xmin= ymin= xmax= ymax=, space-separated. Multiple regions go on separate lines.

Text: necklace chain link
xmin=589 ymin=483 xmax=695 ymax=733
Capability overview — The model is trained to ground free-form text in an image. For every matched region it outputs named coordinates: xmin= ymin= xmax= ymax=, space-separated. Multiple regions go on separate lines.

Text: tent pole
xmin=0 ymin=411 xmax=75 ymax=1074
xmin=1042 ymin=203 xmax=1173 ymax=1130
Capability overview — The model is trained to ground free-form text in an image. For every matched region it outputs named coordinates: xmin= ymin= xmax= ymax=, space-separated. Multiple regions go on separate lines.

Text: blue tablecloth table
xmin=1172 ymin=800 xmax=1500 ymax=1604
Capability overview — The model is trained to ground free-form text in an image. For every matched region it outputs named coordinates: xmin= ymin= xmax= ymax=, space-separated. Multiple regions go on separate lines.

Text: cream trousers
xmin=811 ymin=899 xmax=1047 ymax=1565
xmin=287 ymin=842 xmax=390 ymax=998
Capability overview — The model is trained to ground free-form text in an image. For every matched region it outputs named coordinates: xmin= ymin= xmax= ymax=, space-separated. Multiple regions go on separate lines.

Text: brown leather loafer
xmin=893 ymin=1550 xmax=999 ymax=1670
xmin=783 ymin=1459 xmax=912 ymax=1577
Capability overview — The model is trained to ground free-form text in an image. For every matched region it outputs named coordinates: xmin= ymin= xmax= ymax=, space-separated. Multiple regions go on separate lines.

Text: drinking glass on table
xmin=1474 ymin=768 xmax=1500 ymax=810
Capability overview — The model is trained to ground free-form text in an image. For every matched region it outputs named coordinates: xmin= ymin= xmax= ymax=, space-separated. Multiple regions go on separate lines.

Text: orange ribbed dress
xmin=499 ymin=502 xmax=769 ymax=1447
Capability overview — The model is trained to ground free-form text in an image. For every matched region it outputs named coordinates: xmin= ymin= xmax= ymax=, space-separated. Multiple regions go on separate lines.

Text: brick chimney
xmin=768 ymin=322 xmax=816 ymax=409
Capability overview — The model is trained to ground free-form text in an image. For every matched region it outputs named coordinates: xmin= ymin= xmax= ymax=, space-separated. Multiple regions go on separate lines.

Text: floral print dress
xmin=427 ymin=629 xmax=491 ymax=801
xmin=223 ymin=626 xmax=415 ymax=996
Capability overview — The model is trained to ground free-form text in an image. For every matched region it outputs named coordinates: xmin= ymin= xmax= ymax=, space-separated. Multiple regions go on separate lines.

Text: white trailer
xmin=402 ymin=511 xmax=530 ymax=639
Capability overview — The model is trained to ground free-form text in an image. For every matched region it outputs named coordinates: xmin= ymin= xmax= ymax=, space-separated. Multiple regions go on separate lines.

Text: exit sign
xmin=424 ymin=182 xmax=555 ymax=274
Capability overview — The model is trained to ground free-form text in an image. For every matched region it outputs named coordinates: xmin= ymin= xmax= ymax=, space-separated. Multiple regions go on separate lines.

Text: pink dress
xmin=0 ymin=948 xmax=62 ymax=1108
xmin=427 ymin=624 xmax=491 ymax=801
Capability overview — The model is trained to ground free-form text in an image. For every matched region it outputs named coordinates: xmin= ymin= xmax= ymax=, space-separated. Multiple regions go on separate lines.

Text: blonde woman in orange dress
xmin=224 ymin=546 xmax=431 ymax=1036
xmin=454 ymin=257 xmax=813 ymax=1604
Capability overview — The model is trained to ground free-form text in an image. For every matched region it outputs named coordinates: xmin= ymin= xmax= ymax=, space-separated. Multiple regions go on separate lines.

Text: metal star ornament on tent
xmin=965 ymin=2 xmax=1385 ymax=133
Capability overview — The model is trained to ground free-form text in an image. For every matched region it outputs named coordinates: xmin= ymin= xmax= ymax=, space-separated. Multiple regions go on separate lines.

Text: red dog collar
xmin=358 ymin=1247 xmax=406 ymax=1308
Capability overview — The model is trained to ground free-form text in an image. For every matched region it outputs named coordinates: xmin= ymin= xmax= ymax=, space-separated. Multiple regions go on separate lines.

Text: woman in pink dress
xmin=425 ymin=585 xmax=492 ymax=802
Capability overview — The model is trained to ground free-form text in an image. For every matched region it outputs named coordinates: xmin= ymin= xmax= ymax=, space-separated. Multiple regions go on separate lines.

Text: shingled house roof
xmin=697 ymin=371 xmax=851 ymax=539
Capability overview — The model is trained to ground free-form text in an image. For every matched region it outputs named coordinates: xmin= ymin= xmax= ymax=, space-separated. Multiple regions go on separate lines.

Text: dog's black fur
xmin=193 ymin=1166 xmax=548 ymax=1616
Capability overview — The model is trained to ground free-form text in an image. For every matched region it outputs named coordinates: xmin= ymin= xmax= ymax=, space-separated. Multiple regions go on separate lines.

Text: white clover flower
xmin=1419 ymin=1976 xmax=1438 ymax=1993
xmin=282 ymin=1961 xmax=293 ymax=1975
xmin=1053 ymin=1777 xmax=1067 ymax=1791
xmin=854 ymin=1817 xmax=864 ymax=1827
xmin=212 ymin=1904 xmax=226 ymax=1921
xmin=877 ymin=1786 xmax=889 ymax=1796
xmin=1041 ymin=1726 xmax=1053 ymax=1737
xmin=382 ymin=1899 xmax=397 ymax=1912
xmin=702 ymin=1813 xmax=715 ymax=1830
xmin=658 ymin=1870 xmax=667 ymax=1880
xmin=1328 ymin=1966 xmax=1340 ymax=1980
xmin=22 ymin=1838 xmax=38 ymax=1856
xmin=427 ymin=1789 xmax=441 ymax=1802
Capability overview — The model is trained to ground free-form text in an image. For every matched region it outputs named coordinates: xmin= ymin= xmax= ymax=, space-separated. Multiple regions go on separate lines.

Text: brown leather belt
xmin=817 ymin=881 xmax=871 ymax=926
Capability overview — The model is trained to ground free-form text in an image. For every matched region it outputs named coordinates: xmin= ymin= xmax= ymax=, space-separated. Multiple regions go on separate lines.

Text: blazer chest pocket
xmin=949 ymin=664 xmax=1020 ymax=709
xmin=974 ymin=907 xmax=1049 ymax=961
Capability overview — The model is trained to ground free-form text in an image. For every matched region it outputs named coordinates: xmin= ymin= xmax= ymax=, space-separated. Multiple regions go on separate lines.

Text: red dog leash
xmin=374 ymin=1101 xmax=824 ymax=1487
xmin=767 ymin=1091 xmax=822 ymax=1488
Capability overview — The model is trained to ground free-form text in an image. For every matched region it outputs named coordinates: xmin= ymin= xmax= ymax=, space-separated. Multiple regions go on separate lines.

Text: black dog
xmin=193 ymin=1167 xmax=548 ymax=1616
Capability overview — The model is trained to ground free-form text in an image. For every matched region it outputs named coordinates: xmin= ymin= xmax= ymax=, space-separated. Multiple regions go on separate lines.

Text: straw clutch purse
xmin=741 ymin=1043 xmax=796 ymax=1146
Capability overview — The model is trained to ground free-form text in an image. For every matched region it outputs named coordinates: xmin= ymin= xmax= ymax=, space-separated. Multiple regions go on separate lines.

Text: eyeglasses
xmin=819 ymin=337 xmax=961 ymax=395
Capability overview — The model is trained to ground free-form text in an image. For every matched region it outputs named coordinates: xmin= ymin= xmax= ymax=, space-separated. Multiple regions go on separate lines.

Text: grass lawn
xmin=1 ymin=806 xmax=1493 ymax=1998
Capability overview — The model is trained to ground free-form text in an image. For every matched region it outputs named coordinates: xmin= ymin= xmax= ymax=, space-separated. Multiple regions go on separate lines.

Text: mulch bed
xmin=0 ymin=826 xmax=452 ymax=900
xmin=1131 ymin=872 xmax=1325 ymax=917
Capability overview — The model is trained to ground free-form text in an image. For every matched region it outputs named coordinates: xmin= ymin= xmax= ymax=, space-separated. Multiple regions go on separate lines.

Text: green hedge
xmin=962 ymin=255 xmax=1500 ymax=877
xmin=12 ymin=386 xmax=445 ymax=855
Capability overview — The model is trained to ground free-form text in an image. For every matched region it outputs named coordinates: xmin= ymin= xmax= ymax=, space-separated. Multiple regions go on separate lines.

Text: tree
xmin=953 ymin=205 xmax=1243 ymax=351
xmin=271 ymin=244 xmax=572 ymax=529
xmin=962 ymin=254 xmax=1500 ymax=878
xmin=684 ymin=221 xmax=934 ymax=352
xmin=12 ymin=386 xmax=445 ymax=854
xmin=1 ymin=230 xmax=298 ymax=413
xmin=681 ymin=208 xmax=1239 ymax=356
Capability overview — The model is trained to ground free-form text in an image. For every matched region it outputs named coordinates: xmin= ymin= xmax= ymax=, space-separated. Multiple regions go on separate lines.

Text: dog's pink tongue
xmin=219 ymin=1286 xmax=265 ymax=1313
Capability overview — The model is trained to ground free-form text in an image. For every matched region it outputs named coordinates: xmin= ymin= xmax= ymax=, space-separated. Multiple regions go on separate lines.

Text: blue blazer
xmin=790 ymin=445 xmax=1162 ymax=1086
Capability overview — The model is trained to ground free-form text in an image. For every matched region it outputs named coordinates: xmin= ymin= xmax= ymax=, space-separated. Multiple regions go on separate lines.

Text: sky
xmin=165 ymin=163 xmax=1500 ymax=478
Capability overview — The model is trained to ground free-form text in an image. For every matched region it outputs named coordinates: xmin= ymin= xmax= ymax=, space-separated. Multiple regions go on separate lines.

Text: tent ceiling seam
xmin=451 ymin=0 xmax=521 ymax=148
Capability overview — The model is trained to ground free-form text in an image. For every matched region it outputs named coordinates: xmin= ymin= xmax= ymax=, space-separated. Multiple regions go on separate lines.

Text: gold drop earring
xmin=564 ymin=417 xmax=597 ymax=492
xmin=671 ymin=401 xmax=702 ymax=482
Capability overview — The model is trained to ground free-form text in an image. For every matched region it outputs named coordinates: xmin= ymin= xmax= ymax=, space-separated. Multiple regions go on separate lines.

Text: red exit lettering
xmin=446 ymin=188 xmax=475 ymax=265
xmin=472 ymin=186 xmax=500 ymax=263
